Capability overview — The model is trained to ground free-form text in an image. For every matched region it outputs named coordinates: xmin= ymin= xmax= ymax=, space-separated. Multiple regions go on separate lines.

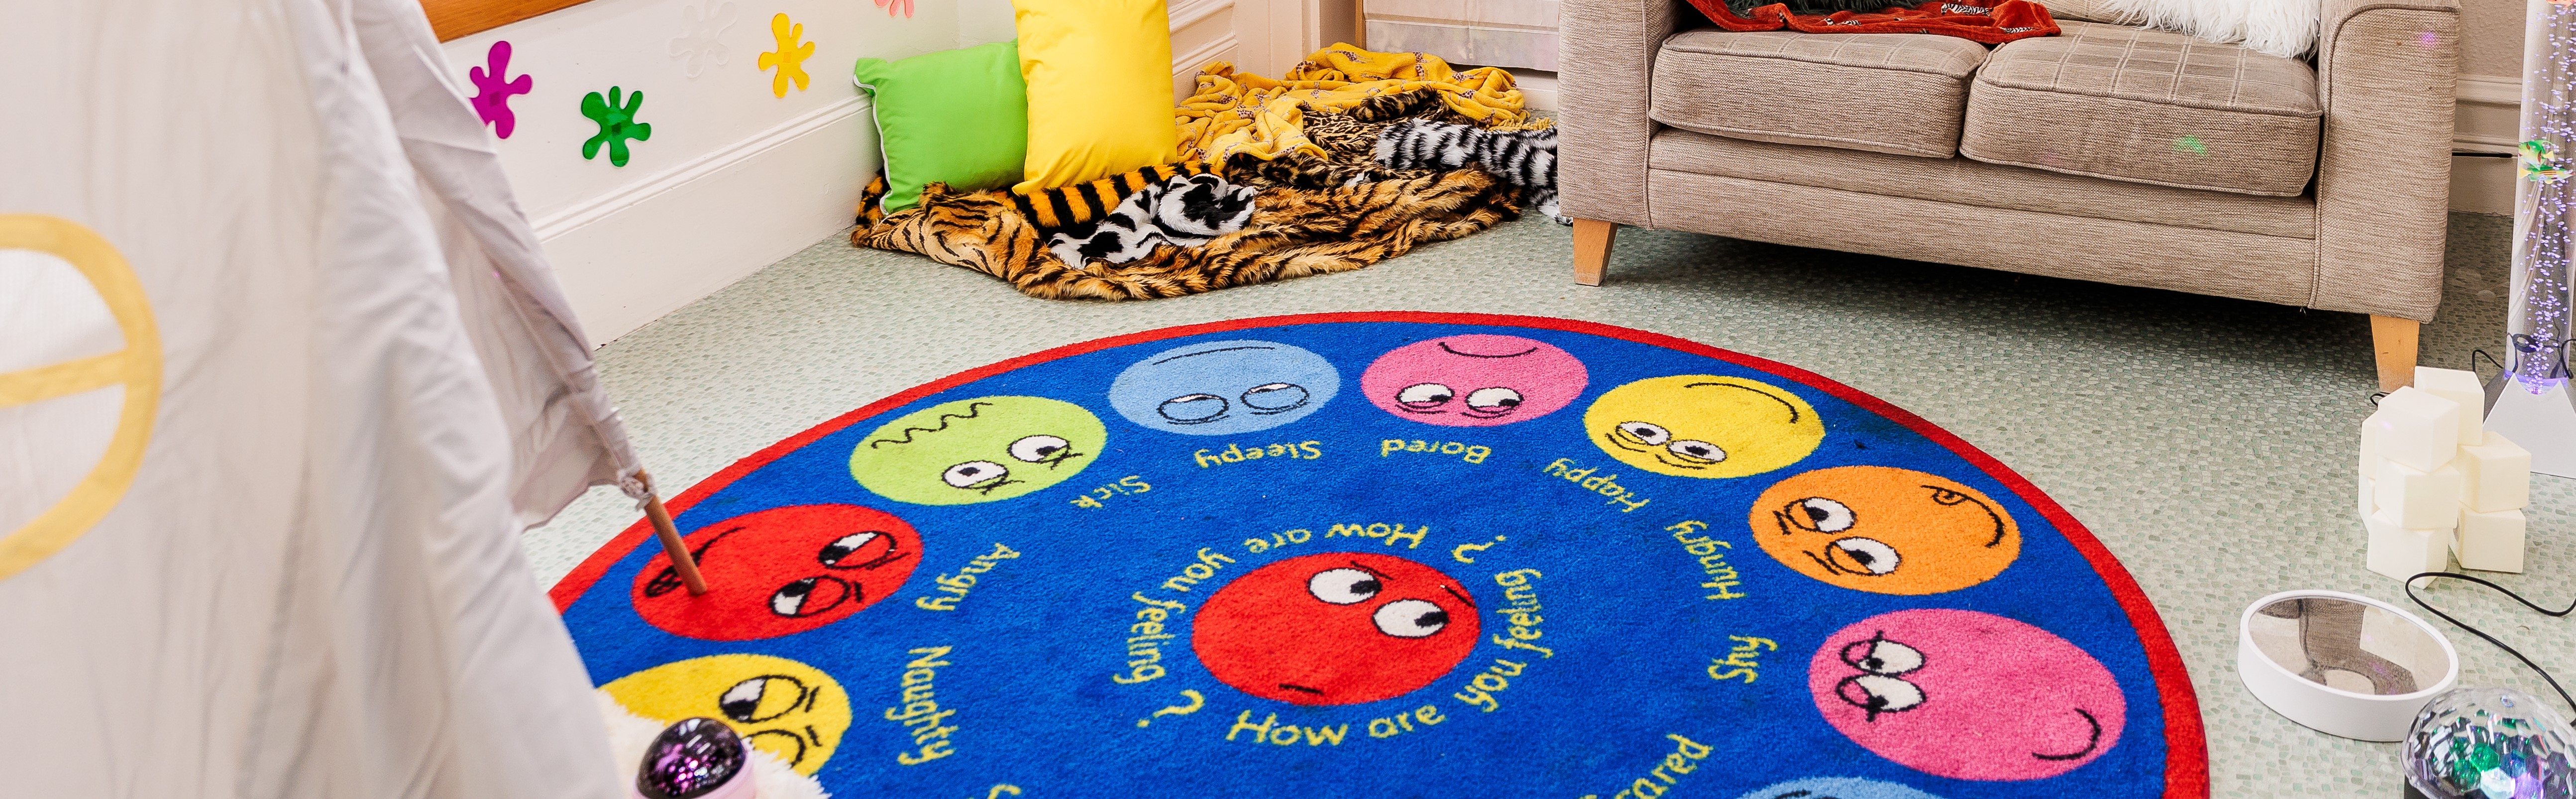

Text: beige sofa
xmin=1558 ymin=0 xmax=2460 ymax=390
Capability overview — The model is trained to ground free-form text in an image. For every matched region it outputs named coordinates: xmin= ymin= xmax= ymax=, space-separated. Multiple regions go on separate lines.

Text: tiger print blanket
xmin=850 ymin=85 xmax=1533 ymax=301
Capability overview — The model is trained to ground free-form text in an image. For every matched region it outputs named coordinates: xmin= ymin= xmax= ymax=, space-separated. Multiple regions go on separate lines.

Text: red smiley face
xmin=1190 ymin=553 xmax=1481 ymax=706
xmin=634 ymin=504 xmax=922 ymax=641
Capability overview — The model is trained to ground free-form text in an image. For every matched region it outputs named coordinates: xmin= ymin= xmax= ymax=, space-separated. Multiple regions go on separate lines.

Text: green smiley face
xmin=848 ymin=396 xmax=1107 ymax=505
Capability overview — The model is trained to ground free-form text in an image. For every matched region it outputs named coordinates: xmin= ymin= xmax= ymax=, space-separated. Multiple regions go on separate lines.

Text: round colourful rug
xmin=553 ymin=312 xmax=2208 ymax=799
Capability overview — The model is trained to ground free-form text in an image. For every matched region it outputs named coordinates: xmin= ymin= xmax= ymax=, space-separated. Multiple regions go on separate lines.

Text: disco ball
xmin=2405 ymin=687 xmax=2576 ymax=799
xmin=636 ymin=717 xmax=754 ymax=799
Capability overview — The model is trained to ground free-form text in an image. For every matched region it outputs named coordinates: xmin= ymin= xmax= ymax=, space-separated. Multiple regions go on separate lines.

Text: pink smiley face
xmin=1809 ymin=609 xmax=2125 ymax=781
xmin=1360 ymin=335 xmax=1588 ymax=427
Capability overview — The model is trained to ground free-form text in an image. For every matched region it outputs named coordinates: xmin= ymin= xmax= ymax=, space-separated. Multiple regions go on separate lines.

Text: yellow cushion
xmin=1011 ymin=0 xmax=1178 ymax=193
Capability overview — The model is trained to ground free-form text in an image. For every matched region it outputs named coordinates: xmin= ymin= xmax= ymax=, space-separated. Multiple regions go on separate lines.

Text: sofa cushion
xmin=1960 ymin=20 xmax=2321 ymax=196
xmin=1650 ymin=28 xmax=1987 ymax=158
xmin=1648 ymin=128 xmax=2317 ymax=238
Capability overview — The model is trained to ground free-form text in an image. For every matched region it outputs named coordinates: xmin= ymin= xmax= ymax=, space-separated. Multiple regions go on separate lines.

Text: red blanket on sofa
xmin=1685 ymin=0 xmax=2060 ymax=44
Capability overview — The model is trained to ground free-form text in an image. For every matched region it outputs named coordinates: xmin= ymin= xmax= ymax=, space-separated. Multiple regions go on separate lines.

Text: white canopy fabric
xmin=0 ymin=0 xmax=633 ymax=796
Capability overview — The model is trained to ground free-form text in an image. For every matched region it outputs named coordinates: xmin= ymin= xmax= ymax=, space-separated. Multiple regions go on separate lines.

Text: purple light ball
xmin=636 ymin=718 xmax=751 ymax=799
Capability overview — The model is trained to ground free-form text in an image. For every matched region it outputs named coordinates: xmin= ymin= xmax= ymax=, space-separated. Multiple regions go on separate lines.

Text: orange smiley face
xmin=1749 ymin=466 xmax=2020 ymax=595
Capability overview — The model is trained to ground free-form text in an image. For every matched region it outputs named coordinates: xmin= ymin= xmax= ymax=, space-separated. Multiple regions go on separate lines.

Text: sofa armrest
xmin=1559 ymin=0 xmax=1687 ymax=226
xmin=2310 ymin=0 xmax=2459 ymax=320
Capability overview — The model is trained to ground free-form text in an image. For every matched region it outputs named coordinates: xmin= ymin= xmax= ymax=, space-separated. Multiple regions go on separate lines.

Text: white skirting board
xmin=1510 ymin=69 xmax=1557 ymax=113
xmin=534 ymin=96 xmax=879 ymax=346
xmin=2453 ymin=74 xmax=2521 ymax=216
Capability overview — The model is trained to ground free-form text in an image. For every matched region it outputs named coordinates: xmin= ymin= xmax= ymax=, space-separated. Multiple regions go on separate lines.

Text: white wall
xmin=441 ymin=0 xmax=1023 ymax=343
xmin=1172 ymin=0 xmax=1326 ymax=101
xmin=443 ymin=0 xmax=1345 ymax=344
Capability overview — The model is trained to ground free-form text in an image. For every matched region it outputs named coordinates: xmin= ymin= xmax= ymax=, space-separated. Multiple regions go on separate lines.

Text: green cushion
xmin=852 ymin=41 xmax=1029 ymax=213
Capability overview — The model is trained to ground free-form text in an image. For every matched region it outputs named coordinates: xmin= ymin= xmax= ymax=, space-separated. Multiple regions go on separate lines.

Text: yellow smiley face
xmin=1582 ymin=375 xmax=1825 ymax=479
xmin=601 ymin=654 xmax=851 ymax=775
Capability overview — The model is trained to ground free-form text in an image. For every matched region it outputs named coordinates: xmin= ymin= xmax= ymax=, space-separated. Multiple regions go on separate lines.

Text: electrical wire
xmin=2404 ymin=571 xmax=2575 ymax=715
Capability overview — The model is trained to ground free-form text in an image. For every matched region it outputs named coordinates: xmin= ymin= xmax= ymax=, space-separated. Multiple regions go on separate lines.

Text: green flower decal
xmin=580 ymin=86 xmax=652 ymax=167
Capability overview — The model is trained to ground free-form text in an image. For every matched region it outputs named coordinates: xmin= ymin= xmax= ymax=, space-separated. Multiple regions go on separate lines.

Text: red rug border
xmin=549 ymin=311 xmax=2209 ymax=798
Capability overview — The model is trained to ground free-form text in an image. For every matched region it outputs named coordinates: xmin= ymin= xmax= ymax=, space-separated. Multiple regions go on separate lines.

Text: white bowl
xmin=2237 ymin=589 xmax=2460 ymax=742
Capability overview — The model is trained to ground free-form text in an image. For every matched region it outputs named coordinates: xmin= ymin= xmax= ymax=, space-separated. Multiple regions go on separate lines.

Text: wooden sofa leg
xmin=1573 ymin=220 xmax=1616 ymax=286
xmin=2371 ymin=315 xmax=2420 ymax=392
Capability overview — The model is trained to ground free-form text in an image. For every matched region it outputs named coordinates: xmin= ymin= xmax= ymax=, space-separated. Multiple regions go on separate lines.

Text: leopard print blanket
xmin=849 ymin=85 xmax=1530 ymax=300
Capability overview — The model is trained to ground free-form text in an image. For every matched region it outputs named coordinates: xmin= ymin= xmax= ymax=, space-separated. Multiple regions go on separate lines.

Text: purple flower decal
xmin=469 ymin=40 xmax=535 ymax=139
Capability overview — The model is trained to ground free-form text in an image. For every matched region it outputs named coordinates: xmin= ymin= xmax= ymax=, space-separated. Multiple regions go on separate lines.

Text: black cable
xmin=2404 ymin=571 xmax=2575 ymax=715
xmin=2472 ymin=348 xmax=2509 ymax=383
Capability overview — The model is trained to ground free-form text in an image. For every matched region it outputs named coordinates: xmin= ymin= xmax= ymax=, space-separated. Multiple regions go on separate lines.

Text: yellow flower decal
xmin=756 ymin=12 xmax=815 ymax=98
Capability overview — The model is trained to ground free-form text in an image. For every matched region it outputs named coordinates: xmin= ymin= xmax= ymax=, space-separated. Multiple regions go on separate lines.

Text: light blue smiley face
xmin=1108 ymin=340 xmax=1340 ymax=435
xmin=1731 ymin=778 xmax=1946 ymax=799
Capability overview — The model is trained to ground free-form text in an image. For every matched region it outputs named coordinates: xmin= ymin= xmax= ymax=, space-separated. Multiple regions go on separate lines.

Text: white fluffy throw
xmin=2094 ymin=0 xmax=2319 ymax=59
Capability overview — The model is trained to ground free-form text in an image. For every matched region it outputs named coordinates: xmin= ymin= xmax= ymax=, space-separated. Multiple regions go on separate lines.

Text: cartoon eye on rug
xmin=632 ymin=504 xmax=922 ymax=640
xmin=1107 ymin=340 xmax=1339 ymax=435
xmin=1359 ymin=334 xmax=1587 ymax=427
xmin=1191 ymin=553 xmax=1480 ymax=705
xmin=1807 ymin=609 xmax=2124 ymax=781
xmin=1749 ymin=466 xmax=2021 ymax=594
xmin=1729 ymin=776 xmax=1949 ymax=799
xmin=849 ymin=396 xmax=1105 ymax=505
xmin=1582 ymin=375 xmax=1824 ymax=478
xmin=1835 ymin=632 xmax=1929 ymax=719
xmin=602 ymin=654 xmax=853 ymax=775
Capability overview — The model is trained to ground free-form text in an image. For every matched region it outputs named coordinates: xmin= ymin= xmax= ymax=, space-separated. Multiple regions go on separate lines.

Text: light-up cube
xmin=2454 ymin=507 xmax=2526 ymax=573
xmin=2374 ymin=459 xmax=2464 ymax=530
xmin=2458 ymin=431 xmax=2532 ymax=513
xmin=2359 ymin=413 xmax=2386 ymax=475
xmin=2358 ymin=475 xmax=2375 ymax=517
xmin=2367 ymin=387 xmax=2462 ymax=471
xmin=2366 ymin=508 xmax=2451 ymax=580
xmin=2414 ymin=366 xmax=2486 ymax=441
xmin=2360 ymin=412 xmax=2380 ymax=487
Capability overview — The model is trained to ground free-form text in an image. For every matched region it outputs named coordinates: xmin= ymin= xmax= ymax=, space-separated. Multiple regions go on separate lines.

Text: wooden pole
xmin=637 ymin=470 xmax=708 ymax=595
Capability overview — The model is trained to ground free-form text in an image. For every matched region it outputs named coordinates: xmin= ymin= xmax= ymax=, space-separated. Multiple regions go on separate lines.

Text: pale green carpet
xmin=530 ymin=212 xmax=2567 ymax=798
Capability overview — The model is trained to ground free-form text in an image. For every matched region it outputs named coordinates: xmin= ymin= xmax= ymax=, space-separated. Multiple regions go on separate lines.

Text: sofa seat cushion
xmin=1650 ymin=28 xmax=1987 ymax=158
xmin=1961 ymin=20 xmax=2321 ymax=196
xmin=1648 ymin=128 xmax=2317 ymax=238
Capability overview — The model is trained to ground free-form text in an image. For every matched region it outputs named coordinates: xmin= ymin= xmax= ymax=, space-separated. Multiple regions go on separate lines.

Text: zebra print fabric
xmin=1373 ymin=119 xmax=1564 ymax=224
xmin=1045 ymin=174 xmax=1259 ymax=266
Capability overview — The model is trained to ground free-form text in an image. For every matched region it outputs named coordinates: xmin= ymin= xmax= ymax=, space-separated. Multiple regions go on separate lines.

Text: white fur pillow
xmin=2087 ymin=0 xmax=2321 ymax=59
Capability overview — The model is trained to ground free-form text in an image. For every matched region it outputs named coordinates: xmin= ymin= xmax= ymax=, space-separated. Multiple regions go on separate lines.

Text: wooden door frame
xmin=421 ymin=0 xmax=592 ymax=41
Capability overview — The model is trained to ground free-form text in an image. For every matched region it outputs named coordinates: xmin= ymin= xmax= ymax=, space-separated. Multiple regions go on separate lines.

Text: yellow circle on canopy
xmin=602 ymin=653 xmax=853 ymax=775
xmin=0 ymin=215 xmax=161 ymax=581
xmin=1581 ymin=374 xmax=1824 ymax=479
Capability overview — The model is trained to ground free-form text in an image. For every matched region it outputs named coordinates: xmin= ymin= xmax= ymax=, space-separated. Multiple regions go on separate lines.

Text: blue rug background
xmin=562 ymin=319 xmax=2174 ymax=799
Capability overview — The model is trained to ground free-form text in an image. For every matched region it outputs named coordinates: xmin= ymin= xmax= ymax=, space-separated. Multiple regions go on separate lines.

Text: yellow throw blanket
xmin=1174 ymin=44 xmax=1527 ymax=166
